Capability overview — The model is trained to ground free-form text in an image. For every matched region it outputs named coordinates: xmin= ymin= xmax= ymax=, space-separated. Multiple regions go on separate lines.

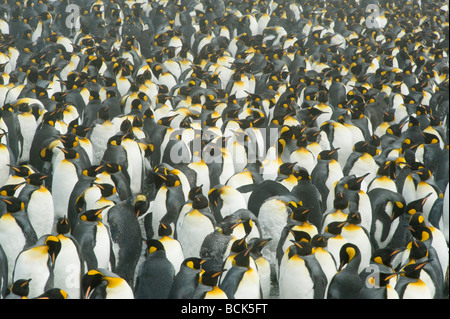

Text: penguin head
xmin=293 ymin=166 xmax=311 ymax=181
xmin=82 ymin=165 xmax=105 ymax=178
xmin=146 ymin=239 xmax=165 ymax=255
xmin=94 ymin=182 xmax=116 ymax=198
xmin=289 ymin=230 xmax=312 ymax=244
xmin=405 ymin=194 xmax=431 ymax=217
xmin=408 ymin=238 xmax=429 ymax=261
xmin=232 ymin=245 xmax=253 ymax=268
xmin=415 ymin=167 xmax=432 ymax=182
xmin=56 ymin=217 xmax=71 ymax=235
xmin=288 ymin=202 xmax=310 ymax=223
xmin=133 ymin=194 xmax=149 ymax=219
xmin=10 ymin=279 xmax=32 ymax=298
xmin=325 ymin=221 xmax=345 ymax=236
xmin=26 ymin=173 xmax=48 ymax=187
xmin=199 ymin=269 xmax=226 ymax=287
xmin=182 ymin=257 xmax=206 ymax=271
xmin=344 ymin=173 xmax=369 ymax=191
xmin=346 ymin=212 xmax=362 ymax=225
xmin=317 ymin=148 xmax=339 ymax=161
xmin=58 ymin=147 xmax=80 ymax=160
xmin=278 ymin=162 xmax=297 ymax=176
xmin=371 ymin=248 xmax=402 ymax=267
xmin=192 ymin=194 xmax=209 ymax=210
xmin=2 ymin=197 xmax=25 ymax=213
xmin=34 ymin=288 xmax=68 ymax=300
xmin=44 ymin=235 xmax=62 ymax=264
xmin=400 ymin=261 xmax=429 ymax=280
xmin=290 ymin=240 xmax=314 ymax=257
xmin=333 ymin=192 xmax=349 ymax=210
xmin=82 ymin=269 xmax=105 ymax=299
xmin=158 ymin=222 xmax=173 ymax=237
xmin=188 ymin=185 xmax=204 ymax=201
xmin=8 ymin=164 xmax=34 ymax=178
xmin=80 ymin=207 xmax=109 ymax=222
xmin=311 ymin=234 xmax=328 ymax=249
xmin=338 ymin=243 xmax=361 ymax=271
xmin=248 ymin=238 xmax=272 ymax=258
xmin=230 ymin=236 xmax=248 ymax=254
xmin=0 ymin=183 xmax=26 ymax=197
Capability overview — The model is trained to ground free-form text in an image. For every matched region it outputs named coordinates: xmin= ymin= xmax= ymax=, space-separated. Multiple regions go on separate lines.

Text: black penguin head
xmin=345 ymin=173 xmax=369 ymax=191
xmin=147 ymin=239 xmax=165 ymax=255
xmin=58 ymin=147 xmax=79 ymax=160
xmin=405 ymin=194 xmax=431 ymax=216
xmin=346 ymin=212 xmax=362 ymax=225
xmin=45 ymin=235 xmax=62 ymax=264
xmin=182 ymin=257 xmax=206 ymax=270
xmin=288 ymin=202 xmax=310 ymax=222
xmin=35 ymin=288 xmax=68 ymax=299
xmin=82 ymin=165 xmax=105 ymax=178
xmin=289 ymin=229 xmax=311 ymax=243
xmin=94 ymin=182 xmax=116 ymax=198
xmin=8 ymin=165 xmax=34 ymax=178
xmin=408 ymin=239 xmax=429 ymax=261
xmin=230 ymin=236 xmax=248 ymax=254
xmin=400 ymin=261 xmax=429 ymax=280
xmin=82 ymin=269 xmax=105 ymax=299
xmin=317 ymin=148 xmax=339 ymax=161
xmin=248 ymin=238 xmax=272 ymax=257
xmin=10 ymin=279 xmax=32 ymax=298
xmin=232 ymin=246 xmax=252 ymax=268
xmin=188 ymin=185 xmax=204 ymax=201
xmin=325 ymin=221 xmax=345 ymax=235
xmin=353 ymin=141 xmax=369 ymax=153
xmin=293 ymin=166 xmax=311 ymax=181
xmin=416 ymin=167 xmax=432 ymax=182
xmin=26 ymin=173 xmax=48 ymax=187
xmin=134 ymin=194 xmax=149 ymax=218
xmin=158 ymin=222 xmax=173 ymax=237
xmin=2 ymin=197 xmax=25 ymax=213
xmin=290 ymin=240 xmax=314 ymax=257
xmin=311 ymin=234 xmax=328 ymax=248
xmin=278 ymin=162 xmax=296 ymax=176
xmin=0 ymin=182 xmax=26 ymax=197
xmin=80 ymin=206 xmax=108 ymax=222
xmin=192 ymin=194 xmax=209 ymax=210
xmin=333 ymin=192 xmax=349 ymax=210
xmin=56 ymin=217 xmax=71 ymax=235
xmin=199 ymin=269 xmax=226 ymax=287
xmin=371 ymin=248 xmax=402 ymax=267
xmin=338 ymin=243 xmax=361 ymax=271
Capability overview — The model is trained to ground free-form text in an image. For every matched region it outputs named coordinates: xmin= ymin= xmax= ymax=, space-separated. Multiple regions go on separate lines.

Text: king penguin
xmin=193 ymin=269 xmax=228 ymax=299
xmin=52 ymin=147 xmax=83 ymax=221
xmin=327 ymin=243 xmax=364 ymax=299
xmin=248 ymin=237 xmax=272 ymax=299
xmin=395 ymin=261 xmax=433 ymax=299
xmin=82 ymin=268 xmax=134 ymax=299
xmin=219 ymin=245 xmax=262 ymax=299
xmin=105 ymin=200 xmax=143 ymax=286
xmin=72 ymin=207 xmax=115 ymax=272
xmin=168 ymin=257 xmax=206 ymax=299
xmin=157 ymin=222 xmax=185 ymax=274
xmin=134 ymin=239 xmax=175 ymax=299
xmin=18 ymin=172 xmax=54 ymax=239
xmin=178 ymin=194 xmax=216 ymax=258
xmin=368 ymin=188 xmax=406 ymax=250
xmin=0 ymin=196 xmax=37 ymax=285
xmin=278 ymin=240 xmax=328 ymax=299
xmin=53 ymin=217 xmax=85 ymax=299
xmin=12 ymin=235 xmax=61 ymax=299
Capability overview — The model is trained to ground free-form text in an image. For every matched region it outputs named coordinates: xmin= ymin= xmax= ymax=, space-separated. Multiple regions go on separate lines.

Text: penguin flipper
xmin=219 ymin=266 xmax=246 ymax=299
xmin=305 ymin=257 xmax=328 ymax=299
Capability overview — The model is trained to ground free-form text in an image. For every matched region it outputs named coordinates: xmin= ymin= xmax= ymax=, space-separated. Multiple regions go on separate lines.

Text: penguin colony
xmin=0 ymin=0 xmax=448 ymax=300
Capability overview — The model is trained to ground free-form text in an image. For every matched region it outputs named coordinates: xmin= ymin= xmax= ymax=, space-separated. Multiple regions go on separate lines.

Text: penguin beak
xmin=84 ymin=286 xmax=92 ymax=299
